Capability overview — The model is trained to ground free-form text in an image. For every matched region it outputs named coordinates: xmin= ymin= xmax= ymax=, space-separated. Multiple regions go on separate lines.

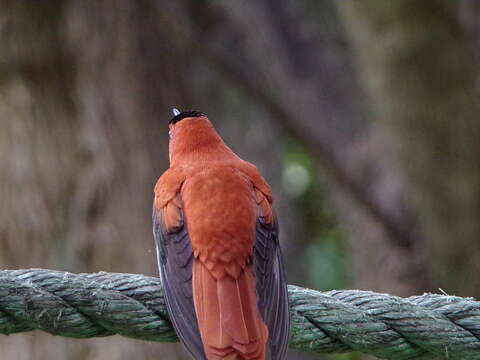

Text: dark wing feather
xmin=254 ymin=214 xmax=290 ymax=359
xmin=153 ymin=206 xmax=206 ymax=360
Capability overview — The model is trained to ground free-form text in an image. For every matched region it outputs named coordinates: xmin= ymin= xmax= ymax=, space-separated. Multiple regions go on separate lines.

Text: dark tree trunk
xmin=339 ymin=0 xmax=480 ymax=297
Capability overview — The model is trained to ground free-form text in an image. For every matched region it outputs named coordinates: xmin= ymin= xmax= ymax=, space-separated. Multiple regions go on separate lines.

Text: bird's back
xmin=182 ymin=164 xmax=256 ymax=278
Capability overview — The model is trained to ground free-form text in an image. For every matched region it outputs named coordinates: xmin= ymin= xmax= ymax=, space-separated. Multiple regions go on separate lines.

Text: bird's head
xmin=168 ymin=108 xmax=236 ymax=166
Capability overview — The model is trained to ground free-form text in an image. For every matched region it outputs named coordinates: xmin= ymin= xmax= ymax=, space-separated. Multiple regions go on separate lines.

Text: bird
xmin=152 ymin=109 xmax=289 ymax=360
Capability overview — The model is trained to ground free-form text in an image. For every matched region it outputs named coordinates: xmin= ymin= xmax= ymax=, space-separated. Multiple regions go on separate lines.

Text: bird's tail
xmin=192 ymin=261 xmax=268 ymax=360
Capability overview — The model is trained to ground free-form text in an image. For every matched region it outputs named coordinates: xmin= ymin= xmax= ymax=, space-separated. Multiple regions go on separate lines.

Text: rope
xmin=1 ymin=269 xmax=479 ymax=359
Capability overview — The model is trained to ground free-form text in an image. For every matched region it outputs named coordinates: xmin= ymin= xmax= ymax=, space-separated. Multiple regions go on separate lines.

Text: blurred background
xmin=1 ymin=1 xmax=480 ymax=359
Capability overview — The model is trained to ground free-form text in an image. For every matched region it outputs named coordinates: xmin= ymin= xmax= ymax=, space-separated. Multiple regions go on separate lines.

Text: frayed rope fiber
xmin=1 ymin=269 xmax=480 ymax=359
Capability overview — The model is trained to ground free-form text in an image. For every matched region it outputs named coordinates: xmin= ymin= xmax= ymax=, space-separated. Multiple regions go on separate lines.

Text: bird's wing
xmin=153 ymin=193 xmax=206 ymax=360
xmin=253 ymin=188 xmax=290 ymax=360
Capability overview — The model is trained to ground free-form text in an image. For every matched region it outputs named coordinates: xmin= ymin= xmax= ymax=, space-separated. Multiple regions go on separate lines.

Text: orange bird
xmin=152 ymin=109 xmax=289 ymax=359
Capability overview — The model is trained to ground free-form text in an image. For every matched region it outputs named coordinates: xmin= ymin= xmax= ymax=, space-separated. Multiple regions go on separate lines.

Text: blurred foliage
xmin=282 ymin=139 xmax=349 ymax=291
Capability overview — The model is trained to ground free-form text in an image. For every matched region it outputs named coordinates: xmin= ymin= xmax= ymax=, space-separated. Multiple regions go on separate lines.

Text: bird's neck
xmin=169 ymin=121 xmax=238 ymax=166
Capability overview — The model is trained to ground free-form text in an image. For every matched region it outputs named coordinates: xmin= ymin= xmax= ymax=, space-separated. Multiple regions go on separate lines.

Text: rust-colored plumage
xmin=153 ymin=110 xmax=289 ymax=360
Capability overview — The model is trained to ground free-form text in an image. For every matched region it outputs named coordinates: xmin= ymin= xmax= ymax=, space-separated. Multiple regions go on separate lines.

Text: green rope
xmin=1 ymin=269 xmax=480 ymax=359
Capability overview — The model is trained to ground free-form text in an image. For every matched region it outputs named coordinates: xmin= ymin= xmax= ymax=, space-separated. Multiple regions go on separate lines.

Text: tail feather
xmin=193 ymin=261 xmax=268 ymax=360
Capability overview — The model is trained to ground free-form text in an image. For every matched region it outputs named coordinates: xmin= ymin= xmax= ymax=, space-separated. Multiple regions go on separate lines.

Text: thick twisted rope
xmin=1 ymin=269 xmax=480 ymax=359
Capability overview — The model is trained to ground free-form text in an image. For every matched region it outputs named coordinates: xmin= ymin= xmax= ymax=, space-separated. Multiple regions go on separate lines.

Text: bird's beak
xmin=172 ymin=108 xmax=180 ymax=116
